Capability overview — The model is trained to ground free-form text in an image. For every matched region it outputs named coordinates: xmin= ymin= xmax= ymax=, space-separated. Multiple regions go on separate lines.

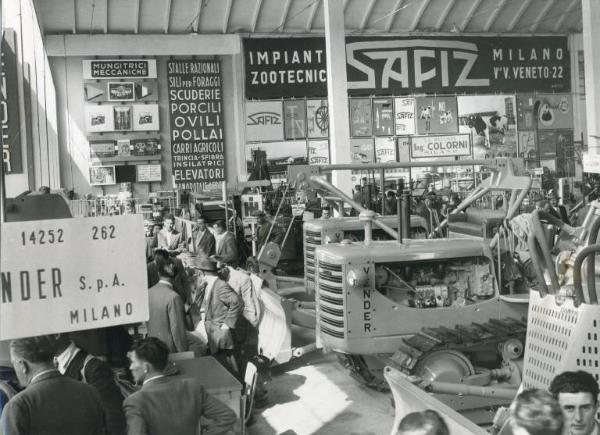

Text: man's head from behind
xmin=550 ymin=370 xmax=599 ymax=435
xmin=129 ymin=337 xmax=170 ymax=384
xmin=511 ymin=389 xmax=563 ymax=435
xmin=397 ymin=409 xmax=449 ymax=435
xmin=10 ymin=335 xmax=57 ymax=387
xmin=154 ymin=249 xmax=176 ymax=279
xmin=213 ymin=220 xmax=227 ymax=235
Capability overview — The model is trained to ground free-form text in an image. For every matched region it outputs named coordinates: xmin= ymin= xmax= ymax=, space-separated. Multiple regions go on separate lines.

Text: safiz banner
xmin=244 ymin=36 xmax=569 ymax=97
xmin=346 ymin=36 xmax=569 ymax=95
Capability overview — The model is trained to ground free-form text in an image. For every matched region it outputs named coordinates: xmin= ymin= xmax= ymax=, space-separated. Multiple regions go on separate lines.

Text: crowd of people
xmin=0 ymin=335 xmax=237 ymax=435
xmin=396 ymin=370 xmax=600 ymax=435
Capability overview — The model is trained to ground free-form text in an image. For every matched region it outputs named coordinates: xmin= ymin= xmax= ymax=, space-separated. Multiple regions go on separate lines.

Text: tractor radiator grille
xmin=316 ymin=261 xmax=345 ymax=339
xmin=303 ymin=230 xmax=322 ymax=286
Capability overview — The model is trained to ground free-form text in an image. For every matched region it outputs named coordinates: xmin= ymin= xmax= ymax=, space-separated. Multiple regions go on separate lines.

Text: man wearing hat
xmin=189 ymin=257 xmax=243 ymax=376
xmin=144 ymin=219 xmax=158 ymax=263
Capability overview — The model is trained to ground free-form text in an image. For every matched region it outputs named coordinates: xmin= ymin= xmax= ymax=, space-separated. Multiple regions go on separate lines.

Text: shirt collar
xmin=30 ymin=368 xmax=59 ymax=384
xmin=143 ymin=374 xmax=165 ymax=385
xmin=55 ymin=342 xmax=81 ymax=375
xmin=158 ymin=279 xmax=174 ymax=289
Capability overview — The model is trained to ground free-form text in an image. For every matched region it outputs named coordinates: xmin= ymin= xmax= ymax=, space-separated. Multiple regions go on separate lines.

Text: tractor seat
xmin=448 ymin=208 xmax=505 ymax=238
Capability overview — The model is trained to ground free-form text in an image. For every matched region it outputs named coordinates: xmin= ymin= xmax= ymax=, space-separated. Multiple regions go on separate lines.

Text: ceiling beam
xmin=278 ymin=0 xmax=293 ymax=32
xmin=552 ymin=0 xmax=578 ymax=33
xmin=435 ymin=0 xmax=456 ymax=30
xmin=163 ymin=0 xmax=172 ymax=33
xmin=305 ymin=0 xmax=321 ymax=32
xmin=223 ymin=0 xmax=233 ymax=33
xmin=72 ymin=0 xmax=77 ymax=33
xmin=251 ymin=0 xmax=264 ymax=32
xmin=483 ymin=0 xmax=508 ymax=31
xmin=104 ymin=0 xmax=109 ymax=33
xmin=359 ymin=0 xmax=376 ymax=31
xmin=410 ymin=0 xmax=431 ymax=31
xmin=507 ymin=0 xmax=533 ymax=32
xmin=192 ymin=0 xmax=203 ymax=32
xmin=529 ymin=0 xmax=555 ymax=32
xmin=133 ymin=0 xmax=140 ymax=34
xmin=385 ymin=0 xmax=404 ymax=32
xmin=459 ymin=0 xmax=482 ymax=32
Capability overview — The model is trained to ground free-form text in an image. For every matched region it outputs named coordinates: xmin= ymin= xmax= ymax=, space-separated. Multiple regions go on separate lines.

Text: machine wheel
xmin=412 ymin=350 xmax=475 ymax=383
xmin=337 ymin=354 xmax=389 ymax=391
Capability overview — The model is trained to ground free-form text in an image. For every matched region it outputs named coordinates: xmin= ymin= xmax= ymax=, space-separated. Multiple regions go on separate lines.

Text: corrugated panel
xmin=139 ymin=0 xmax=167 ymax=33
xmin=34 ymin=0 xmax=74 ymax=33
xmin=33 ymin=0 xmax=584 ymax=36
xmin=107 ymin=0 xmax=138 ymax=33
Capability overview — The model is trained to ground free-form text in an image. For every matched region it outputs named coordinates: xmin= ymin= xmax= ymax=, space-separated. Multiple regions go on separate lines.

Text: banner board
xmin=83 ymin=59 xmax=157 ymax=80
xmin=244 ymin=37 xmax=327 ymax=98
xmin=167 ymin=60 xmax=226 ymax=189
xmin=243 ymin=36 xmax=570 ymax=97
xmin=411 ymin=134 xmax=471 ymax=159
xmin=346 ymin=36 xmax=570 ymax=95
xmin=136 ymin=164 xmax=162 ymax=182
xmin=245 ymin=101 xmax=284 ymax=142
xmin=2 ymin=30 xmax=22 ymax=173
xmin=0 ymin=215 xmax=149 ymax=339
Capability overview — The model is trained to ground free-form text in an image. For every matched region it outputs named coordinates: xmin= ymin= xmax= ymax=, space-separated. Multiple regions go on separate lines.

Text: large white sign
xmin=0 ymin=215 xmax=149 ymax=339
xmin=245 ymin=101 xmax=284 ymax=142
xmin=411 ymin=134 xmax=471 ymax=159
xmin=583 ymin=153 xmax=600 ymax=174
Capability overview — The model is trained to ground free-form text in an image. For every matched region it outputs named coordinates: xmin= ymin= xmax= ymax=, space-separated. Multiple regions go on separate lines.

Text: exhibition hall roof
xmin=33 ymin=0 xmax=582 ymax=36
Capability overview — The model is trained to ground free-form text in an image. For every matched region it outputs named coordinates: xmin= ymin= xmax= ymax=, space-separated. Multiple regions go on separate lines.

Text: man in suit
xmin=156 ymin=213 xmax=184 ymax=254
xmin=192 ymin=216 xmax=215 ymax=259
xmin=190 ymin=257 xmax=243 ymax=376
xmin=147 ymin=249 xmax=192 ymax=304
xmin=147 ymin=251 xmax=189 ymax=353
xmin=53 ymin=334 xmax=126 ymax=435
xmin=1 ymin=335 xmax=106 ymax=435
xmin=144 ymin=219 xmax=158 ymax=263
xmin=124 ymin=337 xmax=236 ymax=435
xmin=212 ymin=220 xmax=239 ymax=268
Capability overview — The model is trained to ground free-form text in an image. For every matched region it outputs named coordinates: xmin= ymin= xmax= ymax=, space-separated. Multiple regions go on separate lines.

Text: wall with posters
xmin=242 ymin=35 xmax=577 ymax=182
xmin=51 ymin=56 xmax=238 ymax=196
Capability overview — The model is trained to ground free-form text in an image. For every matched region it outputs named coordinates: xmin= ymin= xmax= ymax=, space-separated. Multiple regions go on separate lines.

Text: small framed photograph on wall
xmin=113 ymin=105 xmax=133 ymax=131
xmin=89 ymin=165 xmax=116 ymax=185
xmin=85 ymin=105 xmax=115 ymax=132
xmin=132 ymin=104 xmax=160 ymax=131
xmin=107 ymin=82 xmax=135 ymax=102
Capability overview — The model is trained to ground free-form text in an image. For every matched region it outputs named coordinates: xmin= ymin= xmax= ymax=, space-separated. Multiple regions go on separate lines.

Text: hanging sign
xmin=306 ymin=99 xmax=328 ymax=138
xmin=167 ymin=60 xmax=226 ymax=189
xmin=245 ymin=101 xmax=284 ymax=142
xmin=308 ymin=140 xmax=330 ymax=165
xmin=83 ymin=59 xmax=157 ymax=80
xmin=244 ymin=38 xmax=327 ymax=98
xmin=1 ymin=30 xmax=22 ymax=173
xmin=0 ymin=215 xmax=149 ymax=339
xmin=411 ymin=134 xmax=471 ymax=159
xmin=372 ymin=98 xmax=394 ymax=136
xmin=394 ymin=98 xmax=415 ymax=136
xmin=346 ymin=36 xmax=570 ymax=95
xmin=415 ymin=96 xmax=458 ymax=135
